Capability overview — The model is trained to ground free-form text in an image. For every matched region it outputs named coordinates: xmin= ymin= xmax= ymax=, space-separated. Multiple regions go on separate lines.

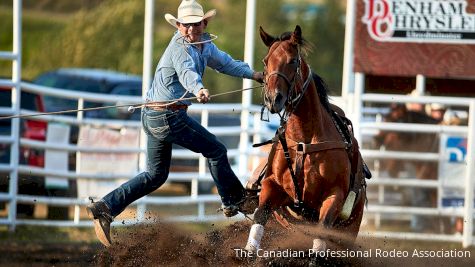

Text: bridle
xmin=263 ymin=41 xmax=313 ymax=120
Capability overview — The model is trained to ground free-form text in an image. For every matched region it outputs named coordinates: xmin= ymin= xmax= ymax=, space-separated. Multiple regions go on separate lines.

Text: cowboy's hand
xmin=252 ymin=71 xmax=264 ymax=84
xmin=197 ymin=88 xmax=210 ymax=103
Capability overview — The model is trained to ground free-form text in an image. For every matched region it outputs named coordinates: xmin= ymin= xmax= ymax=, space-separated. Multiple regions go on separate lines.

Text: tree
xmin=304 ymin=0 xmax=346 ymax=95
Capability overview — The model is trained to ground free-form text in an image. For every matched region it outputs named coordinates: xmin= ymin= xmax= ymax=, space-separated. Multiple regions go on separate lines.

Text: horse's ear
xmin=260 ymin=26 xmax=276 ymax=47
xmin=291 ymin=25 xmax=303 ymax=45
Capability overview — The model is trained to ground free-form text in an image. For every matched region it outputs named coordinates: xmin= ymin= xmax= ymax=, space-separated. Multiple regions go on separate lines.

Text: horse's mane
xmin=278 ymin=32 xmax=313 ymax=55
xmin=278 ymin=32 xmax=331 ymax=112
xmin=311 ymin=72 xmax=331 ymax=113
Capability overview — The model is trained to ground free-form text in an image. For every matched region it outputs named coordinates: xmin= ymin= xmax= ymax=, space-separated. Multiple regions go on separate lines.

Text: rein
xmin=274 ymin=63 xmax=312 ymax=208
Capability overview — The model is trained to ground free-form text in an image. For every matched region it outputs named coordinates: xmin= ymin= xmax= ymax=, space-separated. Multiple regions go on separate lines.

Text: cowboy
xmin=86 ymin=0 xmax=263 ymax=247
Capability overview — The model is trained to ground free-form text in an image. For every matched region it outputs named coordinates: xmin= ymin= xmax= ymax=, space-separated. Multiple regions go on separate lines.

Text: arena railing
xmin=0 ymin=81 xmax=275 ymax=230
xmin=352 ymin=90 xmax=475 ymax=248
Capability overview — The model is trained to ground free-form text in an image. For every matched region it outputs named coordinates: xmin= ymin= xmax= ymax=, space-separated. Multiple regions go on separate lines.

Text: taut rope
xmin=0 ymin=85 xmax=261 ymax=120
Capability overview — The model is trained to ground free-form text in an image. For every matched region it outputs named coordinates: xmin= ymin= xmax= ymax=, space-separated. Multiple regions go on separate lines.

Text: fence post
xmin=341 ymin=0 xmax=356 ymax=100
xmin=463 ymin=100 xmax=475 ymax=248
xmin=138 ymin=0 xmax=155 ymax=177
xmin=196 ymin=110 xmax=209 ymax=197
xmin=238 ymin=0 xmax=257 ymax=180
xmin=353 ymin=72 xmax=364 ymax=144
xmin=7 ymin=0 xmax=22 ymax=232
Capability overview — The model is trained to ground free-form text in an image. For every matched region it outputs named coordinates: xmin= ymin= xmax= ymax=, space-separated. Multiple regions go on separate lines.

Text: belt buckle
xmin=168 ymin=104 xmax=180 ymax=111
xmin=297 ymin=142 xmax=306 ymax=154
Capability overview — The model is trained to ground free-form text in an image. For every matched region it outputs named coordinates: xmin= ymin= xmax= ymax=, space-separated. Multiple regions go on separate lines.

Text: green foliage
xmin=0 ymin=8 xmax=67 ymax=79
xmin=0 ymin=0 xmax=102 ymax=13
xmin=289 ymin=0 xmax=345 ymax=94
xmin=0 ymin=0 xmax=346 ymax=101
xmin=28 ymin=0 xmax=146 ymax=76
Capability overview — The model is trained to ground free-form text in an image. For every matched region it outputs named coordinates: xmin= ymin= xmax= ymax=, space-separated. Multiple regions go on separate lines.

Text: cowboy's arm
xmin=171 ymin=45 xmax=204 ymax=96
xmin=171 ymin=48 xmax=210 ymax=103
xmin=207 ymin=44 xmax=262 ymax=82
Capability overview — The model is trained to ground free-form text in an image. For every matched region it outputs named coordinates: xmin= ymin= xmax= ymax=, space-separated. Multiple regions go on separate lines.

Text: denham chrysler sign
xmin=362 ymin=0 xmax=475 ymax=43
xmin=354 ymin=0 xmax=475 ymax=78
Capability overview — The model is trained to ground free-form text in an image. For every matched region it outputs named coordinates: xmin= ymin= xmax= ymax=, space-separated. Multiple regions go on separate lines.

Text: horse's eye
xmin=289 ymin=58 xmax=298 ymax=65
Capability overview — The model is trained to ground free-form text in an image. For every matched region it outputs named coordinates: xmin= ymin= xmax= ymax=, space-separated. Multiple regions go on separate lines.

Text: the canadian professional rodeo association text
xmin=234 ymin=248 xmax=471 ymax=259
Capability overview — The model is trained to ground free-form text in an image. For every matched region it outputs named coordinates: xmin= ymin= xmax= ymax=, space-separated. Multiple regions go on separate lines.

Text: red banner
xmin=354 ymin=0 xmax=475 ymax=78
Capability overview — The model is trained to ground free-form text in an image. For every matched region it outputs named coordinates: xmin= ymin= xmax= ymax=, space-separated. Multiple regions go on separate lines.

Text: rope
xmin=0 ymin=85 xmax=262 ymax=120
xmin=175 ymin=33 xmax=218 ymax=46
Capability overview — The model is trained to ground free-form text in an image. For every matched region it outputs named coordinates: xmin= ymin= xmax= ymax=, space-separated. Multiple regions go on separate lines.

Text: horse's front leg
xmin=245 ymin=178 xmax=287 ymax=252
xmin=313 ymin=190 xmax=346 ymax=251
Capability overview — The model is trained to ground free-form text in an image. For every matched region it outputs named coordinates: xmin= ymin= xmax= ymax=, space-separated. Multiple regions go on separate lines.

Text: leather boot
xmin=86 ymin=201 xmax=113 ymax=247
xmin=221 ymin=190 xmax=259 ymax=217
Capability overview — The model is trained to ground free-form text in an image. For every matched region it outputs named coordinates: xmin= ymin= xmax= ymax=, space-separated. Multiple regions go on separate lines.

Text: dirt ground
xmin=1 ymin=220 xmax=474 ymax=267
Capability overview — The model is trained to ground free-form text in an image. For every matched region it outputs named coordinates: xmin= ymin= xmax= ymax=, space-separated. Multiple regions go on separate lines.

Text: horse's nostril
xmin=275 ymin=92 xmax=283 ymax=103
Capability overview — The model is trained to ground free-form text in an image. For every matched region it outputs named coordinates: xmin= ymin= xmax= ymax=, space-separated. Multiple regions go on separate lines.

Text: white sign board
xmin=45 ymin=123 xmax=70 ymax=189
xmin=439 ymin=134 xmax=471 ymax=207
xmin=77 ymin=126 xmax=140 ymax=199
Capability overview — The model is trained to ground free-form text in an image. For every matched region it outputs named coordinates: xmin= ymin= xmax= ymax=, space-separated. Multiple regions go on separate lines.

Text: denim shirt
xmin=147 ymin=31 xmax=254 ymax=106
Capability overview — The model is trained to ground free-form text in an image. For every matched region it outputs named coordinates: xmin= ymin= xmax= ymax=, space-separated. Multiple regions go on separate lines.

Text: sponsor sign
xmin=362 ymin=0 xmax=475 ymax=43
xmin=354 ymin=0 xmax=475 ymax=77
xmin=76 ymin=126 xmax=140 ymax=199
xmin=439 ymin=134 xmax=474 ymax=207
xmin=45 ymin=123 xmax=71 ymax=189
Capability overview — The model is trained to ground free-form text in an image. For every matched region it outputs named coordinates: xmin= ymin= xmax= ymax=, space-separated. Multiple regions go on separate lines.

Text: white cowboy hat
xmin=165 ymin=0 xmax=216 ymax=28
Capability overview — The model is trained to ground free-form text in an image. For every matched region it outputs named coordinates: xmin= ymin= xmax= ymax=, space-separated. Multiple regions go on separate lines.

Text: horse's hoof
xmin=312 ymin=238 xmax=327 ymax=252
xmin=244 ymin=244 xmax=258 ymax=252
xmin=309 ymin=257 xmax=318 ymax=267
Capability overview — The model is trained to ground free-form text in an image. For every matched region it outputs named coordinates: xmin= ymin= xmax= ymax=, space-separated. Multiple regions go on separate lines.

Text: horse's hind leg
xmin=245 ymin=178 xmax=288 ymax=252
xmin=336 ymin=189 xmax=366 ymax=242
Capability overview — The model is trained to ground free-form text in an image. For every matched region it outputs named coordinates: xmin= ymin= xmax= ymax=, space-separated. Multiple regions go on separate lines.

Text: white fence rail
xmin=1 ymin=81 xmax=474 ymax=248
xmin=354 ymin=91 xmax=475 ymax=248
xmin=0 ymin=81 xmax=276 ymax=229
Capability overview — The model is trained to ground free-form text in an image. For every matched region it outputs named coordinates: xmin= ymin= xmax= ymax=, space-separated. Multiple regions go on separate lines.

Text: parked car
xmin=0 ymin=81 xmax=47 ymax=216
xmin=2 ymin=68 xmax=246 ymax=212
xmin=1 ymin=68 xmax=143 ymax=218
xmin=33 ymin=69 xmax=244 ymax=194
xmin=33 ymin=68 xmax=143 ymax=120
xmin=0 ymin=83 xmax=47 ymax=165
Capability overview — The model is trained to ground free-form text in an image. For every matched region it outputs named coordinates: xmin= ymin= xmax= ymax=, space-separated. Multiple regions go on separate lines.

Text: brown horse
xmin=244 ymin=26 xmax=367 ymax=252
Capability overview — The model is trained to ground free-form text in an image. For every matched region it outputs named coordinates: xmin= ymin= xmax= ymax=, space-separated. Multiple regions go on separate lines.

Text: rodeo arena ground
xmin=2 ymin=0 xmax=475 ymax=266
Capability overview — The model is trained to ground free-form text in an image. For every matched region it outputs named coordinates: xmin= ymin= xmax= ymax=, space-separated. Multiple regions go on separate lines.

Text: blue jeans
xmin=102 ymin=107 xmax=245 ymax=217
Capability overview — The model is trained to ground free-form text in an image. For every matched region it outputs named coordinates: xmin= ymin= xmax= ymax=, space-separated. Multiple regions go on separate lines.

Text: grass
xmin=0 ymin=7 xmax=68 ymax=79
xmin=0 ymin=225 xmax=96 ymax=244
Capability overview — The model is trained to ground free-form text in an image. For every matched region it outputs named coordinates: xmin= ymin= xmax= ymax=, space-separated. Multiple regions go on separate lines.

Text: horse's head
xmin=260 ymin=25 xmax=307 ymax=113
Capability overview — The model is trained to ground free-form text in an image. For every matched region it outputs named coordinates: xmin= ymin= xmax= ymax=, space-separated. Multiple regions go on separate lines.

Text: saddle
xmin=246 ymin=105 xmax=371 ymax=218
xmin=249 ymin=106 xmax=370 ymax=188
